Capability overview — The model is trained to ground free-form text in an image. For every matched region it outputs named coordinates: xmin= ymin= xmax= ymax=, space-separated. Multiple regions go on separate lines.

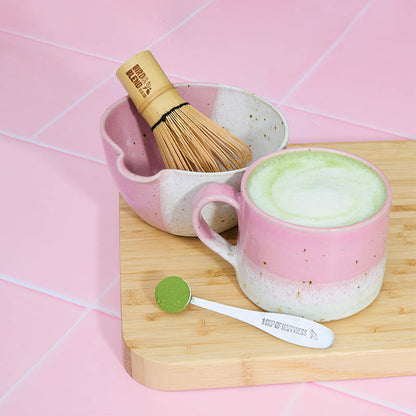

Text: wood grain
xmin=120 ymin=140 xmax=416 ymax=391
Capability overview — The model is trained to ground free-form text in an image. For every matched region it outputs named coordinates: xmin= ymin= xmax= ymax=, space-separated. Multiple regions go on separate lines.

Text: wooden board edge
xmin=122 ymin=342 xmax=416 ymax=391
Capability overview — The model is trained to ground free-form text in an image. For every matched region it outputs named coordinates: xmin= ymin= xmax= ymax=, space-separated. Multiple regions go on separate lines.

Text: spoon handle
xmin=190 ymin=296 xmax=334 ymax=349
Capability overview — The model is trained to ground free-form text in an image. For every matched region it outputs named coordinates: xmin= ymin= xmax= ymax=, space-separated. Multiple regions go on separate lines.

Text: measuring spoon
xmin=155 ymin=276 xmax=334 ymax=349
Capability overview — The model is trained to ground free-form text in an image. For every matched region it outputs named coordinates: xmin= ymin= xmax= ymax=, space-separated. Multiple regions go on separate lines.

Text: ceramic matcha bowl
xmin=100 ymin=83 xmax=288 ymax=236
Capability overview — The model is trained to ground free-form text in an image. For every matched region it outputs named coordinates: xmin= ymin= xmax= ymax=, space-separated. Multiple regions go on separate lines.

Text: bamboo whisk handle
xmin=116 ymin=51 xmax=185 ymax=128
xmin=117 ymin=50 xmax=253 ymax=172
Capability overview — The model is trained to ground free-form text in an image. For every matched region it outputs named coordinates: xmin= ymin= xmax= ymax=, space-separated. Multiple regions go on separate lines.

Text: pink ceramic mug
xmin=192 ymin=147 xmax=392 ymax=322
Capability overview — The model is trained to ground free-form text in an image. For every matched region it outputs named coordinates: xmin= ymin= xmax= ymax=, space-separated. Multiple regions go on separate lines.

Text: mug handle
xmin=192 ymin=183 xmax=241 ymax=268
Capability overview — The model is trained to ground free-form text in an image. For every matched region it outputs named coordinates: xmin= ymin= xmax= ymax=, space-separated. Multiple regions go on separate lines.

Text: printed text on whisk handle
xmin=126 ymin=64 xmax=152 ymax=98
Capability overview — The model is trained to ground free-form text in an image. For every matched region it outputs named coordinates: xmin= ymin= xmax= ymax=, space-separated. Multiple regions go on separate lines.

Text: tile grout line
xmin=279 ymin=0 xmax=376 ymax=105
xmin=313 ymin=382 xmax=415 ymax=416
xmin=0 ymin=27 xmax=123 ymax=64
xmin=30 ymin=73 xmax=115 ymax=140
xmin=0 ymin=312 xmax=90 ymax=405
xmin=93 ymin=304 xmax=121 ymax=319
xmin=0 ymin=275 xmax=121 ymax=406
xmin=0 ymin=0 xmax=215 ymax=65
xmin=280 ymin=103 xmax=415 ymax=140
xmin=279 ymin=383 xmax=306 ymax=416
xmin=0 ymin=130 xmax=107 ymax=165
xmin=144 ymin=0 xmax=215 ymax=50
xmin=0 ymin=48 xmax=116 ymax=166
xmin=0 ymin=273 xmax=120 ymax=319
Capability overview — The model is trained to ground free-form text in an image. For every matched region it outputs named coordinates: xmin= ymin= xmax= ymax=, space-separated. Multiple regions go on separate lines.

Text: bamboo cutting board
xmin=120 ymin=140 xmax=416 ymax=391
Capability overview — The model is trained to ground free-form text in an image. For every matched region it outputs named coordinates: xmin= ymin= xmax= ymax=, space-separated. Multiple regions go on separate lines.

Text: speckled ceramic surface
xmin=101 ymin=83 xmax=288 ymax=236
xmin=193 ymin=147 xmax=392 ymax=321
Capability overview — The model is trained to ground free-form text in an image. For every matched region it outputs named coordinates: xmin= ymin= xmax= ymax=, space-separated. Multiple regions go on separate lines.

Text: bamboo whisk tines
xmin=117 ymin=51 xmax=252 ymax=172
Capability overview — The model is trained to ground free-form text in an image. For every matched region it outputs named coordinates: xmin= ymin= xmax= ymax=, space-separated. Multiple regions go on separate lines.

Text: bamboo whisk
xmin=116 ymin=51 xmax=252 ymax=172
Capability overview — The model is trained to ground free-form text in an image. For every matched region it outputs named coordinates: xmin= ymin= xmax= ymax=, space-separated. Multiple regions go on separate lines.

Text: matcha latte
xmin=247 ymin=150 xmax=387 ymax=228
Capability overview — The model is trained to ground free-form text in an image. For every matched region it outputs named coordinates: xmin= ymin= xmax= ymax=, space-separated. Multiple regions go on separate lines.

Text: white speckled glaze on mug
xmin=192 ymin=147 xmax=392 ymax=322
xmin=100 ymin=83 xmax=289 ymax=236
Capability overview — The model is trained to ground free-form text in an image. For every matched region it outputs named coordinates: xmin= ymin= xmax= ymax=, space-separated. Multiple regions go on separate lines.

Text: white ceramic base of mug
xmin=236 ymin=254 xmax=386 ymax=322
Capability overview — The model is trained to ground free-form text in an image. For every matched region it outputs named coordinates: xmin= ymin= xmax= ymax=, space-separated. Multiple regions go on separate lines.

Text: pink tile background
xmin=1 ymin=0 xmax=414 ymax=415
xmin=0 ymin=134 xmax=119 ymax=305
xmin=0 ymin=32 xmax=117 ymax=138
xmin=151 ymin=0 xmax=370 ymax=101
xmin=0 ymin=0 xmax=209 ymax=60
xmin=284 ymin=0 xmax=416 ymax=139
xmin=0 ymin=280 xmax=85 ymax=397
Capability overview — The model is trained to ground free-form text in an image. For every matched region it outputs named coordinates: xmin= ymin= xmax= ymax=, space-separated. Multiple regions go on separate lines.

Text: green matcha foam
xmin=247 ymin=150 xmax=387 ymax=228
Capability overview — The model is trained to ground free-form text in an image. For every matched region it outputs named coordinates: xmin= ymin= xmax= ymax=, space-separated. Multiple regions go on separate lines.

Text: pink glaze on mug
xmin=192 ymin=147 xmax=392 ymax=322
